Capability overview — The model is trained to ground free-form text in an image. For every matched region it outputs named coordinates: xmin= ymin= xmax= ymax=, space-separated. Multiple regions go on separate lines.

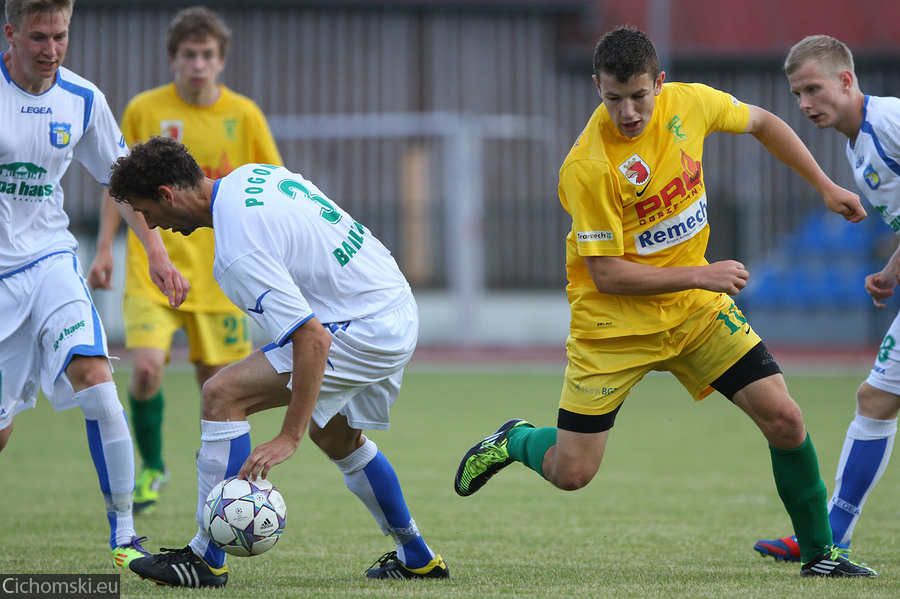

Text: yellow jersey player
xmin=454 ymin=26 xmax=878 ymax=577
xmin=89 ymin=6 xmax=282 ymax=515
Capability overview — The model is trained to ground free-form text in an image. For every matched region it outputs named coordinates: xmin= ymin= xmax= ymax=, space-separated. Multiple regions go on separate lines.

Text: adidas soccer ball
xmin=203 ymin=476 xmax=287 ymax=557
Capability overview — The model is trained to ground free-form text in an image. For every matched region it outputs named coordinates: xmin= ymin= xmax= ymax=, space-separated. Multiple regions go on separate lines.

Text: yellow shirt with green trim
xmin=559 ymin=82 xmax=749 ymax=339
xmin=121 ymin=83 xmax=283 ymax=313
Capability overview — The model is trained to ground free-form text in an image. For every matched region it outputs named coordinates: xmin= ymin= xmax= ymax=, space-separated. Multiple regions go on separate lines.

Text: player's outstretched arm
xmin=88 ymin=191 xmax=123 ymax=290
xmin=114 ymin=197 xmax=190 ymax=308
xmin=742 ymin=104 xmax=866 ymax=223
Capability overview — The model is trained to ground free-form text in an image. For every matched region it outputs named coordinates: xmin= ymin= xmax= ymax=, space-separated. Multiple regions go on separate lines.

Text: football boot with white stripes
xmin=366 ymin=551 xmax=449 ymax=579
xmin=800 ymin=546 xmax=877 ymax=577
xmin=128 ymin=546 xmax=228 ymax=587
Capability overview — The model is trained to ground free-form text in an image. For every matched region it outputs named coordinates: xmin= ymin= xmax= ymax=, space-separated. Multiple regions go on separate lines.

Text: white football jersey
xmin=212 ymin=163 xmax=411 ymax=345
xmin=846 ymin=95 xmax=900 ymax=235
xmin=0 ymin=55 xmax=126 ymax=274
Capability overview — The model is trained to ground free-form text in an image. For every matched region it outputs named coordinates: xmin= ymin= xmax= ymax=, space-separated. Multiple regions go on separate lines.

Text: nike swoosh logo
xmin=248 ymin=289 xmax=272 ymax=314
xmin=636 ymin=179 xmax=652 ymax=196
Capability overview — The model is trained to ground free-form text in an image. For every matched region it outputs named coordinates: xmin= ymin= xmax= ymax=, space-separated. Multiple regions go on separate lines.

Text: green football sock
xmin=129 ymin=392 xmax=165 ymax=471
xmin=506 ymin=425 xmax=557 ymax=478
xmin=769 ymin=434 xmax=831 ymax=563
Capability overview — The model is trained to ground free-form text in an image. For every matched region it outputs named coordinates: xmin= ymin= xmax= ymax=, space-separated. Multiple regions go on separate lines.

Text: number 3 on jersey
xmin=278 ymin=179 xmax=342 ymax=225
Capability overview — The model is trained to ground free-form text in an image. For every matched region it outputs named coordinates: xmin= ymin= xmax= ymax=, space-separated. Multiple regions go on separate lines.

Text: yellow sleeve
xmin=245 ymin=102 xmax=283 ymax=166
xmin=560 ymin=159 xmax=624 ymax=257
xmin=693 ymin=83 xmax=750 ymax=136
xmin=120 ymin=100 xmax=139 ymax=147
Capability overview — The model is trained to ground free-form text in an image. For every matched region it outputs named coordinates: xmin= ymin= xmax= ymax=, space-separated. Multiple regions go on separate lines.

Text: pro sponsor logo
xmin=577 ymin=230 xmax=613 ymax=242
xmin=634 ymin=194 xmax=708 ymax=255
xmin=634 ymin=149 xmax=703 ymax=225
xmin=618 ymin=153 xmax=651 ymax=186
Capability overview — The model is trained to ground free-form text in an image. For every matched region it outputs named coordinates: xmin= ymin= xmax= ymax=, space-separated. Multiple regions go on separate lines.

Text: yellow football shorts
xmin=560 ymin=294 xmax=761 ymax=417
xmin=123 ymin=295 xmax=252 ymax=366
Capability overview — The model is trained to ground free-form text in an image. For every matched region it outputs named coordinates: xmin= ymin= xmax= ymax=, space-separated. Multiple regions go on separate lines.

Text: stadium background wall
xmin=55 ymin=0 xmax=900 ymax=346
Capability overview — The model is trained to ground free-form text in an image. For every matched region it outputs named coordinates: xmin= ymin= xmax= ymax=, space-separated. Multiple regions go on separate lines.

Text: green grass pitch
xmin=4 ymin=363 xmax=899 ymax=598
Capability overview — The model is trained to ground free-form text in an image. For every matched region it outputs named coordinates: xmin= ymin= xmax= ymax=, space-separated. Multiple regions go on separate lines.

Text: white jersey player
xmin=108 ymin=136 xmax=448 ymax=588
xmin=0 ymin=0 xmax=187 ymax=570
xmin=753 ymin=35 xmax=900 ymax=562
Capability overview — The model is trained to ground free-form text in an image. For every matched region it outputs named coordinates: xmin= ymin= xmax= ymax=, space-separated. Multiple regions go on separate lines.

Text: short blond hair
xmin=5 ymin=0 xmax=73 ymax=29
xmin=784 ymin=35 xmax=855 ymax=79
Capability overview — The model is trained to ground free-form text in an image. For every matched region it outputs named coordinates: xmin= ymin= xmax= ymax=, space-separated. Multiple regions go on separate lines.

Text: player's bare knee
xmin=66 ymin=356 xmax=113 ymax=391
xmin=547 ymin=456 xmax=599 ymax=491
xmin=309 ymin=422 xmax=362 ymax=460
xmin=200 ymin=375 xmax=237 ymax=420
xmin=762 ymin=399 xmax=807 ymax=449
xmin=551 ymin=468 xmax=595 ymax=491
xmin=130 ymin=360 xmax=163 ymax=397
xmin=856 ymin=382 xmax=900 ymax=420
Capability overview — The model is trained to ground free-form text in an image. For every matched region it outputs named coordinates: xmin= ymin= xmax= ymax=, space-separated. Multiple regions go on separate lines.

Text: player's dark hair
xmin=593 ymin=26 xmax=660 ymax=83
xmin=5 ymin=0 xmax=73 ymax=30
xmin=166 ymin=5 xmax=231 ymax=58
xmin=109 ymin=136 xmax=204 ymax=205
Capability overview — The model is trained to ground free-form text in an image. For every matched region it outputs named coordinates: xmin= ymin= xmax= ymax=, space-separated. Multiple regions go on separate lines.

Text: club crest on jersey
xmin=49 ymin=122 xmax=71 ymax=148
xmin=160 ymin=120 xmax=184 ymax=141
xmin=618 ymin=154 xmax=651 ymax=186
xmin=864 ymin=164 xmax=881 ymax=190
xmin=665 ymin=116 xmax=688 ymax=143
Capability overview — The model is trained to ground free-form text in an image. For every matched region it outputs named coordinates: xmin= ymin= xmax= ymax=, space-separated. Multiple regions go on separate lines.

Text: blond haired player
xmin=89 ymin=6 xmax=282 ymax=514
xmin=455 ymin=26 xmax=877 ymax=577
xmin=754 ymin=35 xmax=900 ymax=563
xmin=0 ymin=0 xmax=190 ymax=569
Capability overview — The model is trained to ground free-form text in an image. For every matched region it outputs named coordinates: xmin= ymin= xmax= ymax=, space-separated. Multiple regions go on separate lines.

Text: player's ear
xmin=654 ymin=71 xmax=666 ymax=95
xmin=157 ymin=185 xmax=176 ymax=206
xmin=839 ymin=69 xmax=855 ymax=92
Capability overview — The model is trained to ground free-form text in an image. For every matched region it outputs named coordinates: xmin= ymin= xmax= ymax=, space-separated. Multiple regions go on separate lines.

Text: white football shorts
xmin=0 ymin=252 xmax=110 ymax=429
xmin=866 ymin=309 xmax=900 ymax=395
xmin=262 ymin=295 xmax=418 ymax=431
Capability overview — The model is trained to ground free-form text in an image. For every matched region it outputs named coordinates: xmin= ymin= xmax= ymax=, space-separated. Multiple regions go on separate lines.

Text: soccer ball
xmin=203 ymin=476 xmax=287 ymax=557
